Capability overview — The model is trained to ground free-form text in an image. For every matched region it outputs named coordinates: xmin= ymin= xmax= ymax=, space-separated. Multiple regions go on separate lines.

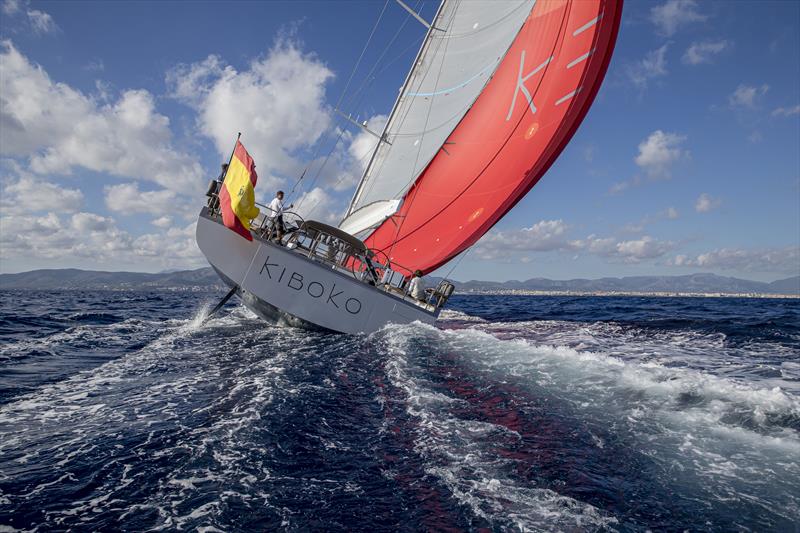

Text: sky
xmin=0 ymin=0 xmax=798 ymax=282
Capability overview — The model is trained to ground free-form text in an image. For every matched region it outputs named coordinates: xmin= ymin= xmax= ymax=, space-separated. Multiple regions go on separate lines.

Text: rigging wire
xmin=340 ymin=1 xmax=421 ymax=114
xmin=441 ymin=245 xmax=471 ymax=281
xmin=288 ymin=0 xmax=390 ymax=203
xmin=295 ymin=0 xmax=426 ymax=213
xmin=292 ymin=0 xmax=426 ymax=220
xmin=349 ymin=0 xmax=453 ymax=214
xmin=292 ymin=137 xmax=377 ymax=218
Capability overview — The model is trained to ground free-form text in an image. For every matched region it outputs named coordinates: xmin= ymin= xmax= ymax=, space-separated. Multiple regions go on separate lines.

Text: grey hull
xmin=213 ymin=266 xmax=332 ymax=332
xmin=197 ymin=209 xmax=438 ymax=334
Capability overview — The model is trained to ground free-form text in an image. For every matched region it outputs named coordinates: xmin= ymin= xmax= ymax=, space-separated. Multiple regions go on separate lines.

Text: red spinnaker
xmin=365 ymin=0 xmax=623 ymax=275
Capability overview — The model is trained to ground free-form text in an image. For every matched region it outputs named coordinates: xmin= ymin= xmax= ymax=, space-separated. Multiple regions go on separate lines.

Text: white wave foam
xmin=379 ymin=320 xmax=800 ymax=526
xmin=0 ymin=307 xmax=302 ymax=529
xmin=381 ymin=325 xmax=620 ymax=529
xmin=438 ymin=309 xmax=488 ymax=323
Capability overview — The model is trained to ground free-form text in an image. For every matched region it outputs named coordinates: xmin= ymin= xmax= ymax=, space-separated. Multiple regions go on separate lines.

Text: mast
xmin=344 ymin=0 xmax=449 ymax=219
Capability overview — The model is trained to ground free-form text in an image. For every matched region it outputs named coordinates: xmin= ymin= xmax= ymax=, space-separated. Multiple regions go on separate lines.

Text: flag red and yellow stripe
xmin=219 ymin=140 xmax=260 ymax=241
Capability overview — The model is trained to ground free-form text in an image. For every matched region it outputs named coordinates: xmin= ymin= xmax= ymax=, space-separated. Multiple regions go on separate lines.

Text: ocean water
xmin=0 ymin=290 xmax=798 ymax=532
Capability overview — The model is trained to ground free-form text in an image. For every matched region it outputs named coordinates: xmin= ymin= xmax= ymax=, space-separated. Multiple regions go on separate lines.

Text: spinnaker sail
xmin=344 ymin=0 xmax=622 ymax=275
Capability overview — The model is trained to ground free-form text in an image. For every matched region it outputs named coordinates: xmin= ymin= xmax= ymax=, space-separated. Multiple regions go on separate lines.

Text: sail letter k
xmin=506 ymin=51 xmax=553 ymax=121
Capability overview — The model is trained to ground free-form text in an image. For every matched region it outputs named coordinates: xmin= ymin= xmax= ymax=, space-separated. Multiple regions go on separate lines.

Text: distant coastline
xmin=1 ymin=268 xmax=797 ymax=298
xmin=459 ymin=289 xmax=799 ymax=299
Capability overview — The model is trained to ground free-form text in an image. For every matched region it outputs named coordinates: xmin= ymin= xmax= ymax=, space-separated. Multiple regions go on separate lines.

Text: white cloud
xmin=583 ymin=144 xmax=596 ymax=163
xmin=167 ymin=38 xmax=334 ymax=190
xmin=0 ymin=210 xmax=203 ymax=267
xmin=665 ymin=207 xmax=679 ymax=219
xmin=293 ymin=187 xmax=342 ymax=224
xmin=1 ymin=175 xmax=84 ymax=215
xmin=570 ymin=235 xmax=674 ymax=263
xmin=615 ymin=236 xmax=674 ymax=261
xmin=695 ymin=193 xmax=721 ymax=213
xmin=1 ymin=41 xmax=89 ymax=157
xmin=608 ymin=176 xmax=640 ymax=195
xmin=682 ymin=40 xmax=730 ymax=65
xmin=1 ymin=41 xmax=204 ymax=193
xmin=1 ymin=1 xmax=58 ymax=33
xmin=288 ymin=113 xmax=388 ymax=199
xmin=671 ymin=246 xmax=800 ymax=274
xmin=27 ymin=9 xmax=57 ymax=34
xmin=129 ymin=221 xmax=202 ymax=262
xmin=151 ymin=216 xmax=174 ymax=228
xmin=474 ymin=220 xmax=571 ymax=259
xmin=728 ymin=84 xmax=769 ymax=109
xmin=104 ymin=182 xmax=184 ymax=217
xmin=650 ymin=0 xmax=707 ymax=36
xmin=348 ymin=115 xmax=386 ymax=170
xmin=626 ymin=45 xmax=669 ymax=89
xmin=772 ymin=105 xmax=800 ymax=117
xmin=569 ymin=234 xmax=617 ymax=255
xmin=2 ymin=0 xmax=20 ymax=15
xmin=635 ymin=130 xmax=688 ymax=179
xmin=71 ymin=212 xmax=114 ymax=232
xmin=475 ymin=221 xmax=674 ymax=264
xmin=324 ymin=114 xmax=387 ymax=193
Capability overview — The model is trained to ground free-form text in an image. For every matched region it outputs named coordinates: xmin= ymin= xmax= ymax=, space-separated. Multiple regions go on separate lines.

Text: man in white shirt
xmin=267 ymin=190 xmax=293 ymax=241
xmin=408 ymin=270 xmax=427 ymax=302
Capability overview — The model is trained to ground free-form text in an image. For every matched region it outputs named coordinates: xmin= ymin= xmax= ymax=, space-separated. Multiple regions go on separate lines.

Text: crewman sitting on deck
xmin=408 ymin=270 xmax=427 ymax=303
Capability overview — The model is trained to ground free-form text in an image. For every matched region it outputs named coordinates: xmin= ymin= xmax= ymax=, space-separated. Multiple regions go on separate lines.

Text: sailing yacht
xmin=196 ymin=0 xmax=623 ymax=334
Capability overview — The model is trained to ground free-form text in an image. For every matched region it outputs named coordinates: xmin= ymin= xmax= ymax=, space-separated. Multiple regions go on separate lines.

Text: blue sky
xmin=0 ymin=0 xmax=798 ymax=282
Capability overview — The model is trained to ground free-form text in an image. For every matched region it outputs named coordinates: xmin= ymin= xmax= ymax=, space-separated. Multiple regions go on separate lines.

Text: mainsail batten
xmin=363 ymin=0 xmax=623 ymax=275
xmin=342 ymin=0 xmax=537 ymax=233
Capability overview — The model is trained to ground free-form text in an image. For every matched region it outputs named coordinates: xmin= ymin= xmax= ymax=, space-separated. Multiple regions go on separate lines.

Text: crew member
xmin=408 ymin=270 xmax=427 ymax=302
xmin=205 ymin=163 xmax=228 ymax=210
xmin=267 ymin=190 xmax=293 ymax=241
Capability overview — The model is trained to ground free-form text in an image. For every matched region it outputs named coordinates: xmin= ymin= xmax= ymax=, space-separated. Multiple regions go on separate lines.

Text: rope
xmin=341 ymin=0 xmax=421 ymax=113
xmin=442 ymin=245 xmax=471 ymax=281
xmin=295 ymin=0 xmax=424 ymax=213
xmin=287 ymin=0 xmax=390 ymax=202
xmin=353 ymin=0 xmax=450 ymax=214
xmin=294 ymin=136 xmax=376 ymax=217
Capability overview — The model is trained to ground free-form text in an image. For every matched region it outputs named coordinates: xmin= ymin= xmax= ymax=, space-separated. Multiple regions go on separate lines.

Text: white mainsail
xmin=340 ymin=0 xmax=535 ymax=235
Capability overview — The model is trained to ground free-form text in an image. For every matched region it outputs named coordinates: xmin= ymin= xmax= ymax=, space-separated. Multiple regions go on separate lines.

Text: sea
xmin=0 ymin=289 xmax=798 ymax=532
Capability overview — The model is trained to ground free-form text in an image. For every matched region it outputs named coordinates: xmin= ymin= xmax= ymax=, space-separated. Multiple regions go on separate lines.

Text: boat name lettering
xmin=258 ymin=256 xmax=362 ymax=315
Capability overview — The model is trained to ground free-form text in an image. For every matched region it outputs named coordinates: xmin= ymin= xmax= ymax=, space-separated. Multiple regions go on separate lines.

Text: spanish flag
xmin=219 ymin=140 xmax=260 ymax=241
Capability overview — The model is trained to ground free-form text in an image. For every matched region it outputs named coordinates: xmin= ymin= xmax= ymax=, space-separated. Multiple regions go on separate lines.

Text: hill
xmin=1 ymin=268 xmax=797 ymax=295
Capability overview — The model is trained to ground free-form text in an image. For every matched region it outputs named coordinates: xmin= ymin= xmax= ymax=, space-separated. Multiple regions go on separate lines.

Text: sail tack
xmin=363 ymin=0 xmax=623 ymax=275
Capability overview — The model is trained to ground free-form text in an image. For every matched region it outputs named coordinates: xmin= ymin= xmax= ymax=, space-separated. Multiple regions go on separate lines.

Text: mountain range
xmin=0 ymin=268 xmax=797 ymax=295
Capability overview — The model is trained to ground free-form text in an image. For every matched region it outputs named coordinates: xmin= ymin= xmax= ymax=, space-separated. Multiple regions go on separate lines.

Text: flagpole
xmin=205 ymin=132 xmax=242 ymax=325
xmin=221 ymin=132 xmax=242 ymax=182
